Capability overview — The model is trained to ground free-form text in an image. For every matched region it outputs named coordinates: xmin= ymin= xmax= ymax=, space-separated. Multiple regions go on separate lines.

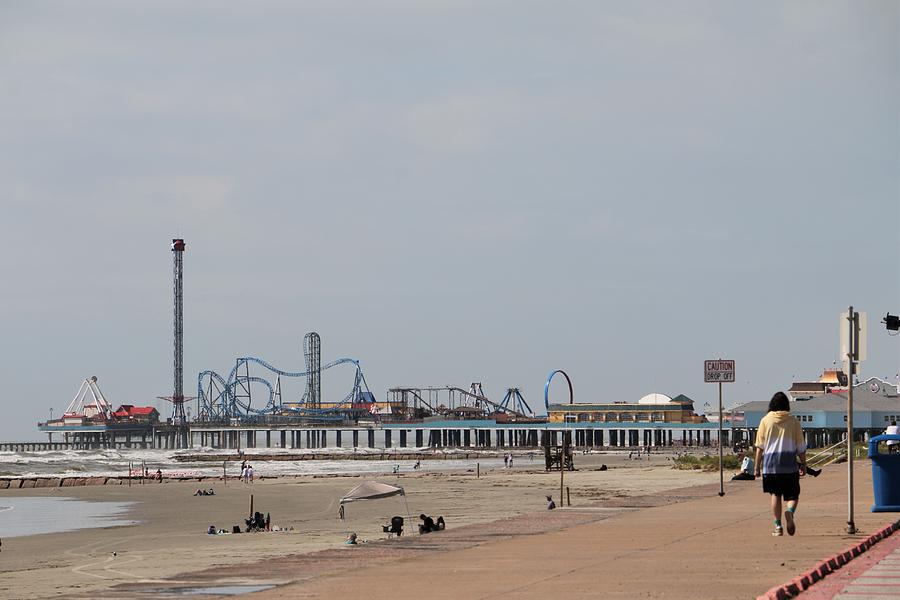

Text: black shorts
xmin=762 ymin=473 xmax=800 ymax=501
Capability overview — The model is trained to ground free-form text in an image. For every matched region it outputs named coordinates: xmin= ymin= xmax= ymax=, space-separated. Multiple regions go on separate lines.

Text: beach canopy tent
xmin=340 ymin=481 xmax=405 ymax=504
xmin=339 ymin=481 xmax=409 ymax=520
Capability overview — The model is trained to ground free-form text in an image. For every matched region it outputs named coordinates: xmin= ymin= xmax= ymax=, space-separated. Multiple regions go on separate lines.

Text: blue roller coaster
xmin=197 ymin=332 xmax=372 ymax=422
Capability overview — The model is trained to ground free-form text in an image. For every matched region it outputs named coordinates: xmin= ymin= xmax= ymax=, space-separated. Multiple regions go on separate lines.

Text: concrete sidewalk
xmin=834 ymin=538 xmax=900 ymax=600
xmin=247 ymin=462 xmax=896 ymax=600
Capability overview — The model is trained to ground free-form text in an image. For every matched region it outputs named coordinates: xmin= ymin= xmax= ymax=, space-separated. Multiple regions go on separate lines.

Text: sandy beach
xmin=0 ymin=452 xmax=719 ymax=599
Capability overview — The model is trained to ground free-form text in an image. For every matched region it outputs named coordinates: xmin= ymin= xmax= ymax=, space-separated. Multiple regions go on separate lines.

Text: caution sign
xmin=704 ymin=360 xmax=735 ymax=383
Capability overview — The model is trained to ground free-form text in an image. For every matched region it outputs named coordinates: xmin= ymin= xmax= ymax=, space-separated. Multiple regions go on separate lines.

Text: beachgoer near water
xmin=503 ymin=454 xmax=509 ymax=468
xmin=345 ymin=532 xmax=358 ymax=545
xmin=546 ymin=495 xmax=556 ymax=510
xmin=155 ymin=469 xmax=162 ymax=482
xmin=754 ymin=391 xmax=807 ymax=537
xmin=508 ymin=455 xmax=513 ymax=468
xmin=248 ymin=465 xmax=254 ymax=483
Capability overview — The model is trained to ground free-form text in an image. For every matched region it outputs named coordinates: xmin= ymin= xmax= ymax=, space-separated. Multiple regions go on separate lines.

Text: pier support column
xmin=463 ymin=430 xmax=471 ymax=447
xmin=367 ymin=430 xmax=375 ymax=448
xmin=353 ymin=430 xmax=359 ymax=448
xmin=416 ymin=430 xmax=423 ymax=447
xmin=385 ymin=430 xmax=392 ymax=448
xmin=336 ymin=430 xmax=343 ymax=448
xmin=399 ymin=430 xmax=406 ymax=448
xmin=280 ymin=431 xmax=286 ymax=448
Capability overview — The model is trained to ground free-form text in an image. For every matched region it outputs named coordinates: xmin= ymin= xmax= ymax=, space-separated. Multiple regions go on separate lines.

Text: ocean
xmin=0 ymin=447 xmax=508 ymax=479
xmin=0 ymin=497 xmax=136 ymax=537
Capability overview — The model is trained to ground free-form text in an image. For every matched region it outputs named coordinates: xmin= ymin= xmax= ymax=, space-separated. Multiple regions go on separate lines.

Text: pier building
xmin=547 ymin=393 xmax=707 ymax=425
xmin=731 ymin=377 xmax=900 ymax=448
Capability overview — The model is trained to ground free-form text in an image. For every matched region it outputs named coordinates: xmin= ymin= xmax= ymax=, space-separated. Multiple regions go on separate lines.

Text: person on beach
xmin=241 ymin=466 xmax=249 ymax=483
xmin=546 ymin=495 xmax=556 ymax=510
xmin=754 ymin=391 xmax=807 ymax=537
xmin=508 ymin=455 xmax=513 ymax=468
xmin=248 ymin=465 xmax=254 ymax=483
xmin=155 ymin=469 xmax=162 ymax=482
xmin=886 ymin=420 xmax=899 ymax=453
xmin=503 ymin=454 xmax=509 ymax=468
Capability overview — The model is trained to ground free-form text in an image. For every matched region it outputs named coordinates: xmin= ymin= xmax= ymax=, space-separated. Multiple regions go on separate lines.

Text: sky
xmin=0 ymin=1 xmax=898 ymax=440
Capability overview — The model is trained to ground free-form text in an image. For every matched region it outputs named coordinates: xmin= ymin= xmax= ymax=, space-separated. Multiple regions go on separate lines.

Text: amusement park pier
xmin=28 ymin=238 xmax=729 ymax=453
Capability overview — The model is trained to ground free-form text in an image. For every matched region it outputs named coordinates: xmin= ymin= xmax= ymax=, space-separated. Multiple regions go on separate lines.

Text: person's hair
xmin=768 ymin=392 xmax=790 ymax=412
xmin=419 ymin=514 xmax=426 ymax=519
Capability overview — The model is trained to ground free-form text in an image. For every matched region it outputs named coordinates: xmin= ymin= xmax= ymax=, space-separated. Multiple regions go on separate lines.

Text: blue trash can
xmin=869 ymin=434 xmax=900 ymax=512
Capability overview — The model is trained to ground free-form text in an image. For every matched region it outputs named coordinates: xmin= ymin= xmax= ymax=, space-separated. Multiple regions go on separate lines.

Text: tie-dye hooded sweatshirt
xmin=755 ymin=411 xmax=806 ymax=475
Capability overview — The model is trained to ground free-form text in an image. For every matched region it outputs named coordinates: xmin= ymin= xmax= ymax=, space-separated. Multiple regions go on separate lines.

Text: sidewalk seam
xmin=756 ymin=520 xmax=900 ymax=600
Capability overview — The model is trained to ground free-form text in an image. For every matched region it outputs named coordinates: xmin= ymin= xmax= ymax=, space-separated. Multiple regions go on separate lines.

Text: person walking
xmin=754 ymin=392 xmax=807 ymax=537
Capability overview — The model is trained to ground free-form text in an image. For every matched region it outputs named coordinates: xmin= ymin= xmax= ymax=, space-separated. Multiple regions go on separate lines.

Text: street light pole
xmin=846 ymin=306 xmax=857 ymax=535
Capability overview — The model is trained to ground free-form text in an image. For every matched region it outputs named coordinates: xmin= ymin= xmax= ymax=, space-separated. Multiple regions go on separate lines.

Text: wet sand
xmin=0 ymin=452 xmax=718 ymax=599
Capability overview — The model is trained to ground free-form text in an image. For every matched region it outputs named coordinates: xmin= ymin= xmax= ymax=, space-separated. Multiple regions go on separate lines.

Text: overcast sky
xmin=1 ymin=1 xmax=897 ymax=440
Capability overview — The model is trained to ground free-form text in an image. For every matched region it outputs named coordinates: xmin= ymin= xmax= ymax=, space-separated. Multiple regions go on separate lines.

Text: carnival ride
xmin=197 ymin=332 xmax=373 ymax=423
xmin=63 ymin=376 xmax=112 ymax=421
xmin=386 ymin=382 xmax=537 ymax=420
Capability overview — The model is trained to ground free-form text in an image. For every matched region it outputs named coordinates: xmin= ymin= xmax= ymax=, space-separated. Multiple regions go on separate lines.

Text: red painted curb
xmin=760 ymin=520 xmax=900 ymax=599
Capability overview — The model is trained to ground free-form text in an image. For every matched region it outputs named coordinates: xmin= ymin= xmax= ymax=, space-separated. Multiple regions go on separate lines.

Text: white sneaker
xmin=773 ymin=525 xmax=783 ymax=537
xmin=784 ymin=511 xmax=796 ymax=536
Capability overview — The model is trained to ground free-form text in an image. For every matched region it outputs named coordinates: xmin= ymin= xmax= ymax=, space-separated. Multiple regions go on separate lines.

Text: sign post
xmin=705 ymin=359 xmax=735 ymax=497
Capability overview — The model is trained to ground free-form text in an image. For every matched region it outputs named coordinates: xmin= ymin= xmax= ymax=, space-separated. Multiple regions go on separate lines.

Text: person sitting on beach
xmin=207 ymin=488 xmax=215 ymax=495
xmin=345 ymin=532 xmax=358 ymax=545
xmin=546 ymin=495 xmax=556 ymax=510
xmin=195 ymin=489 xmax=204 ymax=496
xmin=155 ymin=469 xmax=162 ymax=481
xmin=419 ymin=514 xmax=435 ymax=533
xmin=392 ymin=465 xmax=400 ymax=474
xmin=731 ymin=452 xmax=756 ymax=481
xmin=207 ymin=525 xmax=216 ymax=534
xmin=418 ymin=514 xmax=445 ymax=533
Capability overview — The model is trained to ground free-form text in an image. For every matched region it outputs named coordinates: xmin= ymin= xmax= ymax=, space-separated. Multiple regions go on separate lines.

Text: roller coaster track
xmin=387 ymin=385 xmax=534 ymax=419
xmin=197 ymin=341 xmax=371 ymax=422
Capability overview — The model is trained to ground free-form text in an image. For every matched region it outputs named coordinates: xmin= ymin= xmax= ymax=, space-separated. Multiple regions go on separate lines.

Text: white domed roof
xmin=638 ymin=393 xmax=673 ymax=405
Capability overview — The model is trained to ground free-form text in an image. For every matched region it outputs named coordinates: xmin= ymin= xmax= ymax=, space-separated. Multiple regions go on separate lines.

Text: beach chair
xmin=383 ymin=516 xmax=403 ymax=537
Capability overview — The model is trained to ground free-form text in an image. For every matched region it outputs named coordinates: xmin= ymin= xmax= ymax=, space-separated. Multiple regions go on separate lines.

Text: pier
xmin=4 ymin=420 xmax=726 ymax=452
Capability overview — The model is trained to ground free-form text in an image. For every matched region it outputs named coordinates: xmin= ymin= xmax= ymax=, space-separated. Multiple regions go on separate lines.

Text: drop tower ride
xmin=171 ymin=238 xmax=187 ymax=447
